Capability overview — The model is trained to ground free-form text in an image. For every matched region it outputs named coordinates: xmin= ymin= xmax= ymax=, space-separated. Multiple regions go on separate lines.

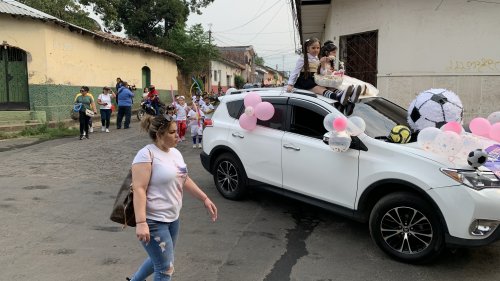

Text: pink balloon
xmin=244 ymin=92 xmax=262 ymax=107
xmin=333 ymin=117 xmax=348 ymax=132
xmin=254 ymin=102 xmax=275 ymax=121
xmin=470 ymin=118 xmax=491 ymax=137
xmin=490 ymin=123 xmax=500 ymax=142
xmin=442 ymin=121 xmax=462 ymax=134
xmin=239 ymin=113 xmax=257 ymax=130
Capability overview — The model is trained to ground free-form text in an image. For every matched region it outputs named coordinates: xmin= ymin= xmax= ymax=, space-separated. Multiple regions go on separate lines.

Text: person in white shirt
xmin=175 ymin=96 xmax=188 ymax=141
xmin=200 ymin=96 xmax=215 ymax=119
xmin=187 ymin=103 xmax=205 ymax=148
xmin=286 ymin=38 xmax=361 ymax=115
xmin=97 ymin=87 xmax=115 ymax=132
xmin=128 ymin=114 xmax=217 ymax=281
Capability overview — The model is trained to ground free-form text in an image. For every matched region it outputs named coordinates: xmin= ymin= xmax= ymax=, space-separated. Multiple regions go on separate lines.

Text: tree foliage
xmin=234 ymin=75 xmax=245 ymax=89
xmin=162 ymin=24 xmax=219 ymax=76
xmin=18 ymin=0 xmax=101 ymax=31
xmin=82 ymin=0 xmax=214 ymax=45
xmin=255 ymin=55 xmax=265 ymax=66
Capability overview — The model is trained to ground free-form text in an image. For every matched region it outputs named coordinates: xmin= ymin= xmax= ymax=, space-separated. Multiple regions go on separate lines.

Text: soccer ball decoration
xmin=407 ymin=89 xmax=463 ymax=132
xmin=388 ymin=125 xmax=412 ymax=144
xmin=467 ymin=149 xmax=488 ymax=168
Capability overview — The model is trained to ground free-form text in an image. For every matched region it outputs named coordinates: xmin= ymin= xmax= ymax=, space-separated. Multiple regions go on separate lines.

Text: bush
xmin=234 ymin=75 xmax=245 ymax=89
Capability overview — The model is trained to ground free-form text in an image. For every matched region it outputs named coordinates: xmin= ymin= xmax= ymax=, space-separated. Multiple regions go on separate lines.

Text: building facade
xmin=0 ymin=0 xmax=181 ymax=122
xmin=294 ymin=0 xmax=500 ymax=122
xmin=218 ymin=46 xmax=256 ymax=84
xmin=209 ymin=58 xmax=244 ymax=93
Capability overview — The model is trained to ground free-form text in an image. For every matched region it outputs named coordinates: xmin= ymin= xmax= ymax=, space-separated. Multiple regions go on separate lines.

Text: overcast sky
xmin=186 ymin=0 xmax=300 ymax=73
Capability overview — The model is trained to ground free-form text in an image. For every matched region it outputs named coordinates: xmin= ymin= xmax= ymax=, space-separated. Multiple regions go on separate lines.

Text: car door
xmin=227 ymin=96 xmax=287 ymax=187
xmin=281 ymin=98 xmax=360 ymax=208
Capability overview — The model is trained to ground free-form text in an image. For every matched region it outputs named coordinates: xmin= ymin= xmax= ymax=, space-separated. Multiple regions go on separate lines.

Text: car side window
xmin=256 ymin=103 xmax=286 ymax=130
xmin=226 ymin=100 xmax=244 ymax=119
xmin=289 ymin=103 xmax=328 ymax=139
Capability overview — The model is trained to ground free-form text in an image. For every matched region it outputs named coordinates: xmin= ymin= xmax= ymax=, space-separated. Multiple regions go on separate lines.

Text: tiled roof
xmin=0 ymin=0 xmax=182 ymax=60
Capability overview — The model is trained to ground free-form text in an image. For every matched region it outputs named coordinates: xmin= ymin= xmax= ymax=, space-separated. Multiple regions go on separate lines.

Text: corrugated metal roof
xmin=0 ymin=0 xmax=58 ymax=20
xmin=0 ymin=0 xmax=183 ymax=60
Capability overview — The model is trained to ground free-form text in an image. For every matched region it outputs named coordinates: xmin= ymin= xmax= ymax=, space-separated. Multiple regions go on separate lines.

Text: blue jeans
xmin=100 ymin=109 xmax=111 ymax=128
xmin=130 ymin=219 xmax=180 ymax=281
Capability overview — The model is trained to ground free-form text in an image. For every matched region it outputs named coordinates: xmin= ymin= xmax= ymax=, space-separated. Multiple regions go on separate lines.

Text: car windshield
xmin=351 ymin=97 xmax=412 ymax=140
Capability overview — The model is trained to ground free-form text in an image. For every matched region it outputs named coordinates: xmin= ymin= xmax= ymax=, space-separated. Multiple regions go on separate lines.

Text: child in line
xmin=286 ymin=38 xmax=362 ymax=115
xmin=175 ymin=96 xmax=188 ymax=141
xmin=187 ymin=103 xmax=205 ymax=148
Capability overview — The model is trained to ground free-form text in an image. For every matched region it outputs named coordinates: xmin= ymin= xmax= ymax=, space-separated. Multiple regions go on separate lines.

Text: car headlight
xmin=440 ymin=168 xmax=500 ymax=190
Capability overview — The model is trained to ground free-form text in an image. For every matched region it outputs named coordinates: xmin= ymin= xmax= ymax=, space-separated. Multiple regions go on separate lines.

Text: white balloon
xmin=244 ymin=106 xmax=254 ymax=116
xmin=434 ymin=131 xmax=463 ymax=157
xmin=417 ymin=127 xmax=441 ymax=151
xmin=323 ymin=113 xmax=336 ymax=132
xmin=347 ymin=116 xmax=366 ymax=136
xmin=488 ymin=111 xmax=500 ymax=124
xmin=328 ymin=131 xmax=352 ymax=152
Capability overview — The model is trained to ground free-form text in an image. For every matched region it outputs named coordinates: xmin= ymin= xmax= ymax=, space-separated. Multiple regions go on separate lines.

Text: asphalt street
xmin=0 ymin=119 xmax=499 ymax=281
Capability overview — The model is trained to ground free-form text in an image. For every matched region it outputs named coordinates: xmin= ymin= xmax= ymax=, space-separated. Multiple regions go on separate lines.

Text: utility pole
xmin=208 ymin=23 xmax=212 ymax=93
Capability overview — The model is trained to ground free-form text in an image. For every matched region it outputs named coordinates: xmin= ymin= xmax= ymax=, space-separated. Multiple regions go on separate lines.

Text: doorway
xmin=339 ymin=30 xmax=378 ymax=87
xmin=142 ymin=66 xmax=151 ymax=89
xmin=0 ymin=45 xmax=29 ymax=110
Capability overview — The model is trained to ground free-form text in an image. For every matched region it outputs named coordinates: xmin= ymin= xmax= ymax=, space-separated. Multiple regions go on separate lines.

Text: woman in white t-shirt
xmin=128 ymin=114 xmax=217 ymax=281
xmin=97 ymin=87 xmax=115 ymax=132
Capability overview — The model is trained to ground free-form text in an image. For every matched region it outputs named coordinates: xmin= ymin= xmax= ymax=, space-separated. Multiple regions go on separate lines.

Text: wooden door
xmin=0 ymin=46 xmax=29 ymax=110
xmin=339 ymin=30 xmax=378 ymax=87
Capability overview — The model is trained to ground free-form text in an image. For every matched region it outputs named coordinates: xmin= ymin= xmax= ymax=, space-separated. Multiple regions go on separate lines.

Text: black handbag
xmin=109 ymin=170 xmax=136 ymax=227
xmin=110 ymin=148 xmax=153 ymax=228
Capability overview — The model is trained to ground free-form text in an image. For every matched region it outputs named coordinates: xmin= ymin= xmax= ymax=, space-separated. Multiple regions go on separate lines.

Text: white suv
xmin=200 ymin=88 xmax=500 ymax=263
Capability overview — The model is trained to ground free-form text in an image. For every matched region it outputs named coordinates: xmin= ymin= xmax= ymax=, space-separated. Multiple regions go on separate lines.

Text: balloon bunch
xmin=468 ymin=111 xmax=500 ymax=142
xmin=417 ymin=112 xmax=500 ymax=167
xmin=238 ymin=92 xmax=275 ymax=130
xmin=323 ymin=113 xmax=366 ymax=152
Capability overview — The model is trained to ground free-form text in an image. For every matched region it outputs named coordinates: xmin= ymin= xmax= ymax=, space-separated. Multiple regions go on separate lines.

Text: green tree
xmin=162 ymin=24 xmax=219 ymax=77
xmin=82 ymin=0 xmax=214 ymax=45
xmin=255 ymin=55 xmax=265 ymax=66
xmin=18 ymin=0 xmax=101 ymax=31
xmin=234 ymin=75 xmax=245 ymax=89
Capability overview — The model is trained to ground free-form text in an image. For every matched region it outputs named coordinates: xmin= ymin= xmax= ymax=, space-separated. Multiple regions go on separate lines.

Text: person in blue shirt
xmin=116 ymin=81 xmax=135 ymax=129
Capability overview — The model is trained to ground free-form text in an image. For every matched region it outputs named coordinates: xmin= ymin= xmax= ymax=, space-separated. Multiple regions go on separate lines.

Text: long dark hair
xmin=318 ymin=40 xmax=338 ymax=73
xmin=302 ymin=37 xmax=320 ymax=79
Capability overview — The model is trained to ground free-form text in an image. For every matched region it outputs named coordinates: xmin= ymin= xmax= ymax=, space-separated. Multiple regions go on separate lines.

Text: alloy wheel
xmin=216 ymin=160 xmax=239 ymax=194
xmin=380 ymin=206 xmax=433 ymax=254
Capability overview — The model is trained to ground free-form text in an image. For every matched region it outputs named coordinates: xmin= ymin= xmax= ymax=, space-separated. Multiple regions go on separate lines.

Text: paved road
xmin=1 ymin=121 xmax=499 ymax=281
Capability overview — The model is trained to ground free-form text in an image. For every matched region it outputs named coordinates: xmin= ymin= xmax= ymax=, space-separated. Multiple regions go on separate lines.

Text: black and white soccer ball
xmin=467 ymin=149 xmax=488 ymax=168
xmin=407 ymin=88 xmax=463 ymax=132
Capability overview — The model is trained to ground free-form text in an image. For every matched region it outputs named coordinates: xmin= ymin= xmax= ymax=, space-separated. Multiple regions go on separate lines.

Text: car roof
xmin=220 ymin=87 xmax=376 ymax=106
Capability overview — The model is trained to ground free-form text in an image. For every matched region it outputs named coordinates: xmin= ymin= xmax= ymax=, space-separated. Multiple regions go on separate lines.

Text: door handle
xmin=283 ymin=143 xmax=300 ymax=151
xmin=232 ymin=132 xmax=244 ymax=138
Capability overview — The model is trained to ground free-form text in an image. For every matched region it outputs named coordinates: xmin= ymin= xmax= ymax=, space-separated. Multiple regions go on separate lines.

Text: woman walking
xmin=127 ymin=114 xmax=218 ymax=281
xmin=74 ymin=86 xmax=97 ymax=139
xmin=98 ymin=86 xmax=115 ymax=132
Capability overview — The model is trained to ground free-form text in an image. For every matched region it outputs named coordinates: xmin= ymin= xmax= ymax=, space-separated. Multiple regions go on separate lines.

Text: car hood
xmin=395 ymin=141 xmax=496 ymax=172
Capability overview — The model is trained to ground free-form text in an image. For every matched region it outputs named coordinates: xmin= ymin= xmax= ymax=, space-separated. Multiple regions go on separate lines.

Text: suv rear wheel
xmin=212 ymin=153 xmax=248 ymax=200
xmin=369 ymin=192 xmax=444 ymax=263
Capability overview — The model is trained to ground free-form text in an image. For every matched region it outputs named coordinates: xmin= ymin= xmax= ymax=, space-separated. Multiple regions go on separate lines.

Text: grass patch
xmin=0 ymin=123 xmax=78 ymax=140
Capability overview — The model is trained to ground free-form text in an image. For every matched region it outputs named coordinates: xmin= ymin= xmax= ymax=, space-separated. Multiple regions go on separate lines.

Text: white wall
xmin=210 ymin=60 xmax=242 ymax=87
xmin=322 ymin=0 xmax=500 ymax=121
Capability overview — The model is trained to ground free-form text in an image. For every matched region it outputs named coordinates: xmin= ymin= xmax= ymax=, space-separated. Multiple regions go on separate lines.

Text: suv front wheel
xmin=212 ymin=153 xmax=248 ymax=200
xmin=369 ymin=192 xmax=444 ymax=263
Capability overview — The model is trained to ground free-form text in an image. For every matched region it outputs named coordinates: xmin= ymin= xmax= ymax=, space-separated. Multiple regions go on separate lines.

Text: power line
xmin=213 ymin=0 xmax=283 ymax=33
xmin=241 ymin=2 xmax=285 ymax=44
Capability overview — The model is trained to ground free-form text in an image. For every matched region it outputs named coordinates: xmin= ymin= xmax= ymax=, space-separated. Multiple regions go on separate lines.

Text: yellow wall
xmin=0 ymin=16 xmax=48 ymax=83
xmin=0 ymin=16 xmax=179 ymax=90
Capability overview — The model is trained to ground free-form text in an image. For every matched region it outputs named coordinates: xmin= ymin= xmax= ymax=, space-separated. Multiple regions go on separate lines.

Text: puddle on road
xmin=263 ymin=212 xmax=321 ymax=281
